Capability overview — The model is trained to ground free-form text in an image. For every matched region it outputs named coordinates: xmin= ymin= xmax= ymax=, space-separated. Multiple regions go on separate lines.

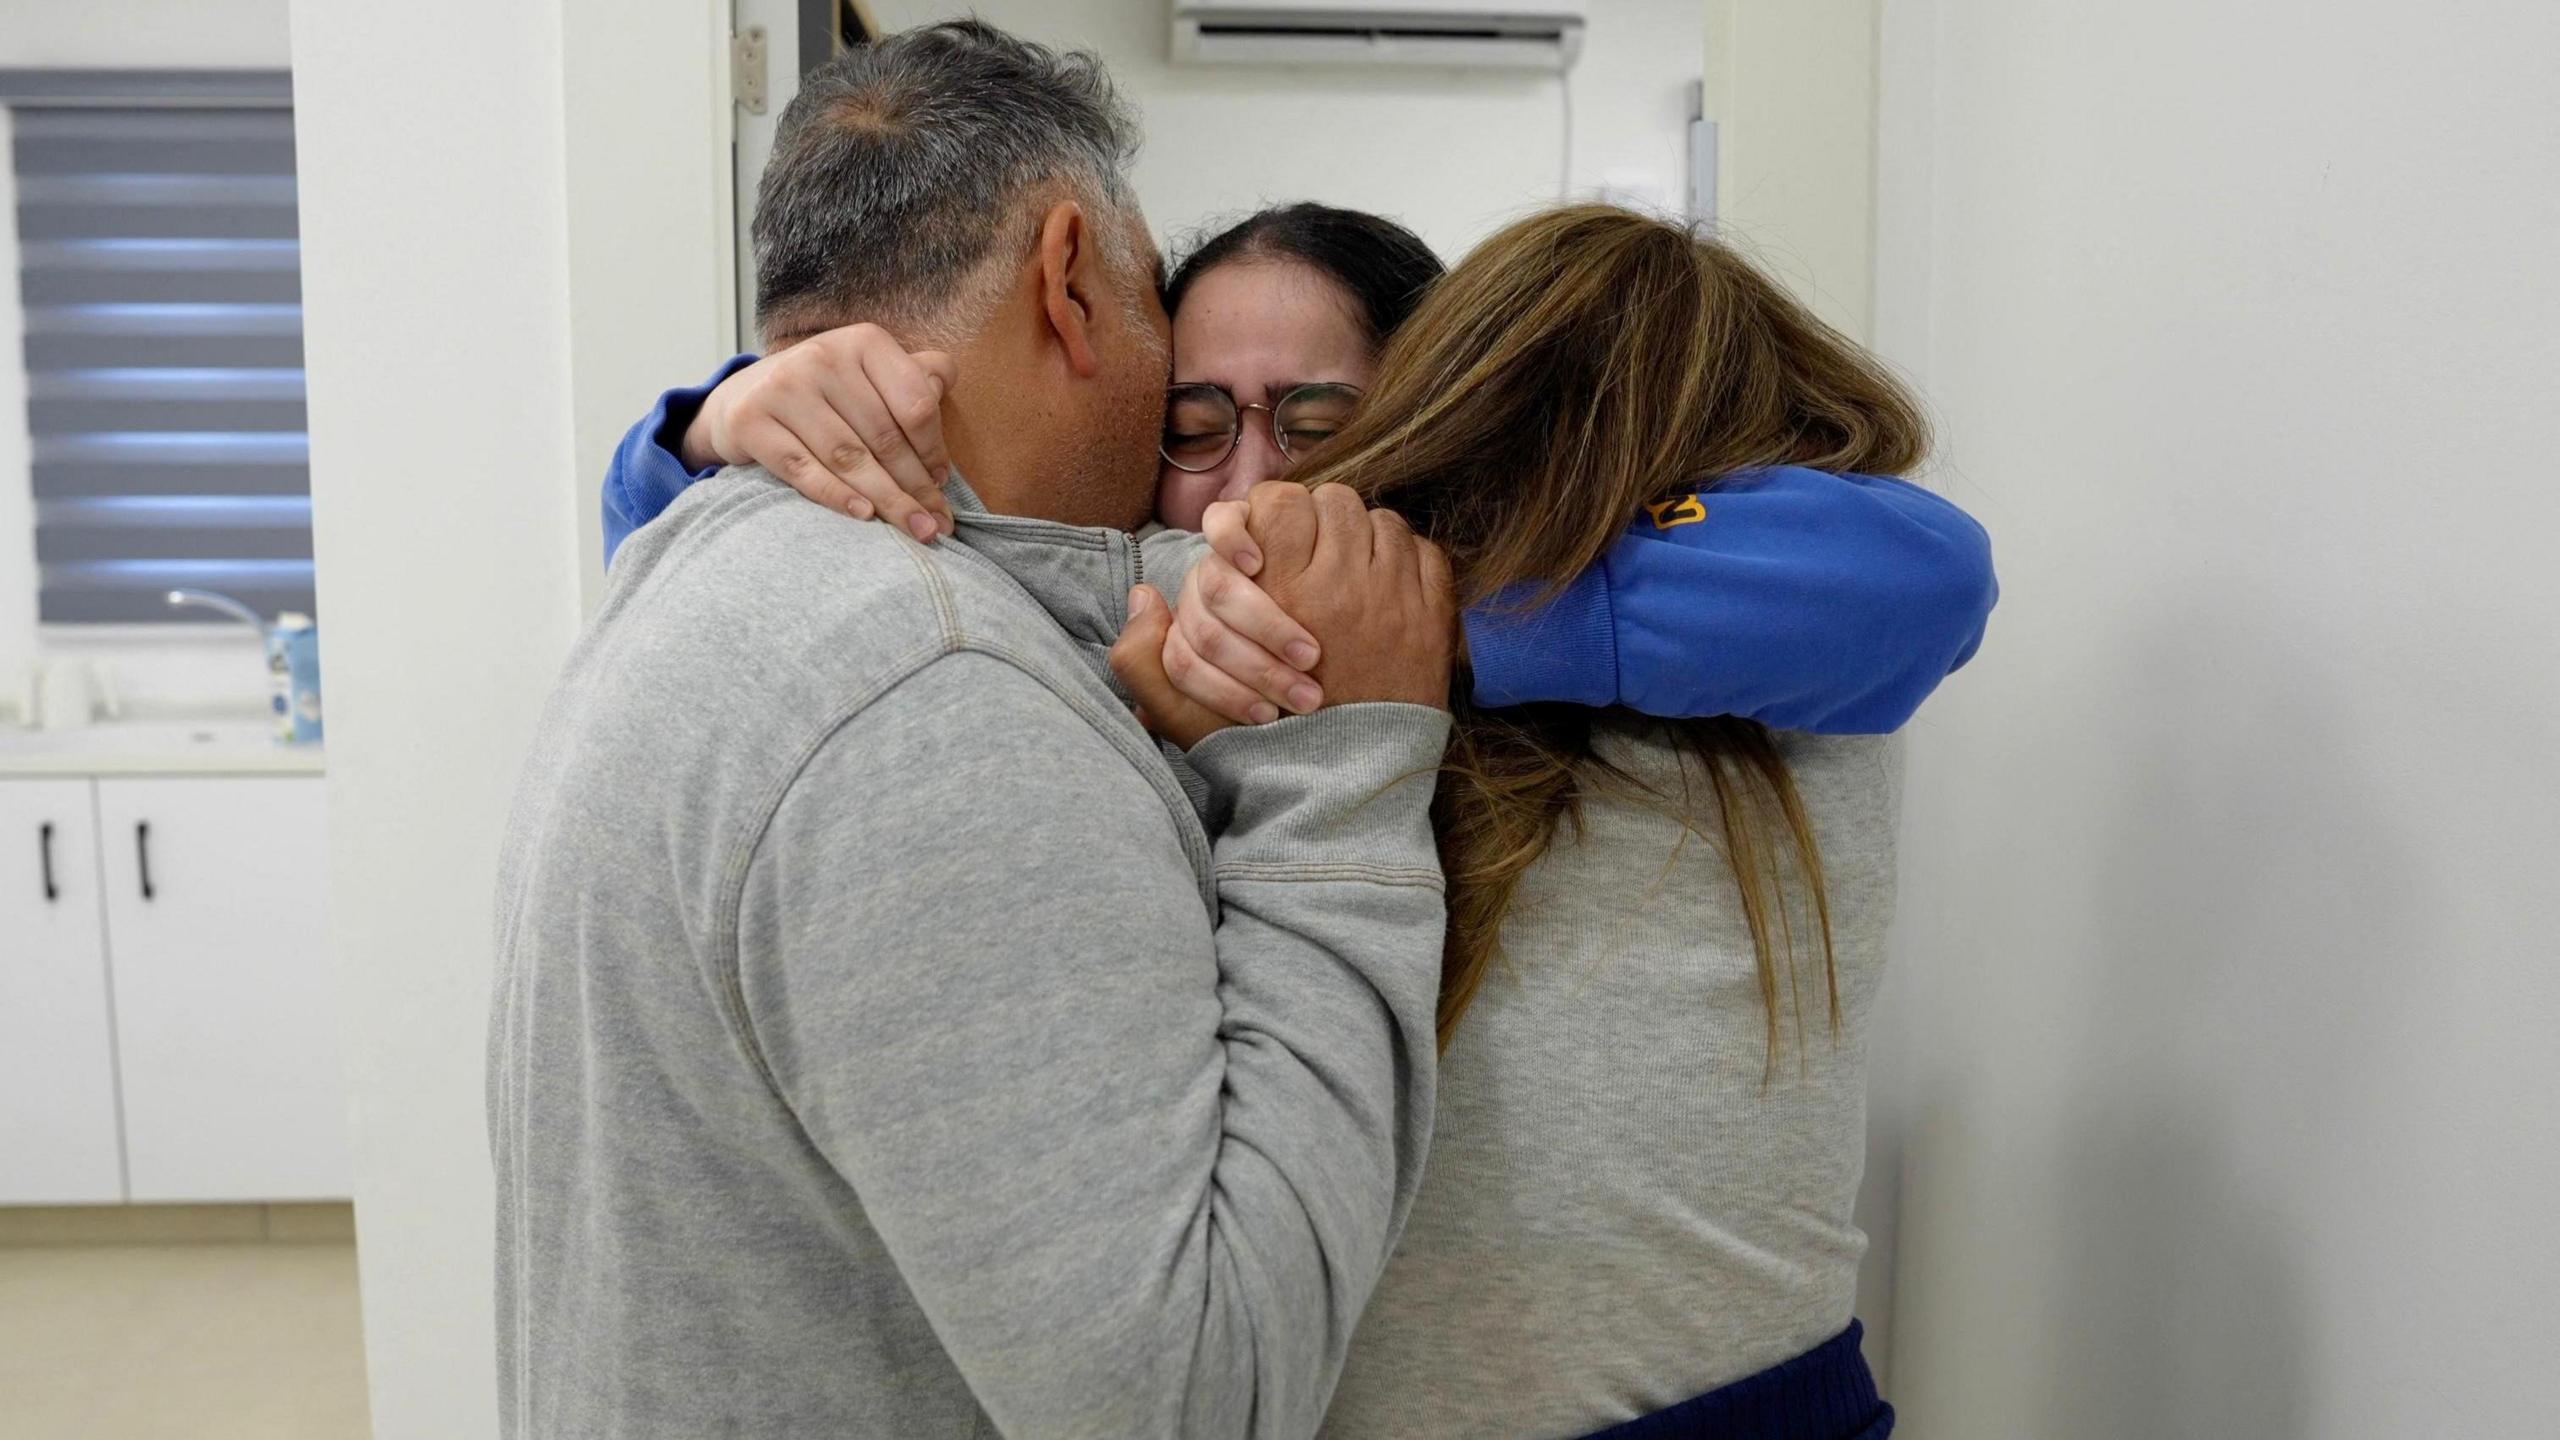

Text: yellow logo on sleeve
xmin=1644 ymin=494 xmax=1708 ymax=529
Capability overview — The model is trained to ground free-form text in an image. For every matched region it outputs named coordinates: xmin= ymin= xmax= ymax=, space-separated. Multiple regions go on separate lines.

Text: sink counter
xmin=0 ymin=721 xmax=324 ymax=777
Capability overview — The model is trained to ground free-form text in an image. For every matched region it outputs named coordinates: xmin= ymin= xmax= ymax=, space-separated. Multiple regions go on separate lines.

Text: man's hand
xmin=1227 ymin=482 xmax=1455 ymax=712
xmin=683 ymin=322 xmax=960 ymax=542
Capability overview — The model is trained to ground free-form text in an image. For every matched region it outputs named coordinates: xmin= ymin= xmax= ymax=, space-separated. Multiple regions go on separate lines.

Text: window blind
xmin=4 ymin=70 xmax=310 ymax=625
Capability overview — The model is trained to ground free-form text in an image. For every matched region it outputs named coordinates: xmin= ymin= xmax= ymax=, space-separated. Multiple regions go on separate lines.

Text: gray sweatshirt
xmin=489 ymin=469 xmax=1450 ymax=1439
xmin=1320 ymin=726 xmax=1902 ymax=1439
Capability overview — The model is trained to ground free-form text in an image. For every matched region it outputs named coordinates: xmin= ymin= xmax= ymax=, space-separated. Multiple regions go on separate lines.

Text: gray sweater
xmin=489 ymin=470 xmax=1450 ymax=1439
xmin=1321 ymin=726 xmax=1902 ymax=1439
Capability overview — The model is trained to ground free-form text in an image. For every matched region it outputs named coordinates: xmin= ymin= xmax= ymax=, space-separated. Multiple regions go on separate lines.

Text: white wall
xmin=1872 ymin=3 xmax=2560 ymax=1435
xmin=874 ymin=0 xmax=1705 ymax=262
xmin=558 ymin=0 xmax=734 ymax=593
xmin=1568 ymin=0 xmax=1712 ymax=217
xmin=290 ymin=0 xmax=731 ymax=1435
xmin=1699 ymin=1 xmax=1879 ymax=340
xmin=0 ymin=0 xmax=290 ymax=69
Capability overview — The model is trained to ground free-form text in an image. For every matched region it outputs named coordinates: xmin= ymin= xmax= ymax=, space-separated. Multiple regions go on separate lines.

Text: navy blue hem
xmin=1576 ymin=1321 xmax=1891 ymax=1440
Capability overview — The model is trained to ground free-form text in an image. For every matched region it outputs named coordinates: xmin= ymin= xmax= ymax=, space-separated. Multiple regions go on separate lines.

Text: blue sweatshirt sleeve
xmin=601 ymin=353 xmax=760 ymax=566
xmin=1463 ymin=466 xmax=1997 ymax=734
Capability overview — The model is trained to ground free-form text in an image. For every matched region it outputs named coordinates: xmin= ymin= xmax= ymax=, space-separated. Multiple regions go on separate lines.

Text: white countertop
xmin=0 ymin=720 xmax=325 ymax=777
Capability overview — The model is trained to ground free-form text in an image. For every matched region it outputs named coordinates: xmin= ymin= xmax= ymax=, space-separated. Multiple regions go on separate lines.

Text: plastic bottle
xmin=274 ymin=612 xmax=323 ymax=745
xmin=267 ymin=623 xmax=294 ymax=741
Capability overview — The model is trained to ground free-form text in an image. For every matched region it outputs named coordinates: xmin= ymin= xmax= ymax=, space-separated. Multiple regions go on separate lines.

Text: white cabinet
xmin=93 ymin=777 xmax=350 ymax=1202
xmin=0 ymin=780 xmax=125 ymax=1203
xmin=0 ymin=769 xmax=346 ymax=1206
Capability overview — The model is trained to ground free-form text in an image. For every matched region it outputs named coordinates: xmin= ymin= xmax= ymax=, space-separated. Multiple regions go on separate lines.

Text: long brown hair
xmin=1292 ymin=205 xmax=1930 ymax=1065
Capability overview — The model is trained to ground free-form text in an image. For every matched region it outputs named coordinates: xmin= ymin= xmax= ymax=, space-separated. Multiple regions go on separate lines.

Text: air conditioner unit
xmin=1171 ymin=0 xmax=1587 ymax=72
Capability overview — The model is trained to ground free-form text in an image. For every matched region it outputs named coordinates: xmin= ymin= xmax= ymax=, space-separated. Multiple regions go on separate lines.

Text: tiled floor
xmin=0 ymin=1208 xmax=371 ymax=1440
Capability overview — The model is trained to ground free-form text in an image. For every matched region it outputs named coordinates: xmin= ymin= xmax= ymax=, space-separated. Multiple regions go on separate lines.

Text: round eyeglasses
xmin=1159 ymin=381 xmax=1365 ymax=474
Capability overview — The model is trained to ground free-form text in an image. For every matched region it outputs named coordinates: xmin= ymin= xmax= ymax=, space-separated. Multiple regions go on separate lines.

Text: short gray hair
xmin=751 ymin=21 xmax=1144 ymax=346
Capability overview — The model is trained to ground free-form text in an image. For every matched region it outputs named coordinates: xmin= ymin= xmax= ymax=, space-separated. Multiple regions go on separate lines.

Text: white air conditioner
xmin=1171 ymin=0 xmax=1587 ymax=72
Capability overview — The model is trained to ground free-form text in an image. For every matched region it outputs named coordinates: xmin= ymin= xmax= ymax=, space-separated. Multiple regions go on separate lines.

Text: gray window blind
xmin=4 ymin=70 xmax=309 ymax=625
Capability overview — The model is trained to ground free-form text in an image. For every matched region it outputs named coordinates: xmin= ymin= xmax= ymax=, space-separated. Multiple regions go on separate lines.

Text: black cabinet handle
xmin=136 ymin=821 xmax=155 ymax=901
xmin=39 ymin=821 xmax=58 ymax=902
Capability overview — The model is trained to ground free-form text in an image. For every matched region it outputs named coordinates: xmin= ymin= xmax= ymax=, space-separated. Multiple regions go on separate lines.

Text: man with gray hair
xmin=489 ymin=20 xmax=1456 ymax=1440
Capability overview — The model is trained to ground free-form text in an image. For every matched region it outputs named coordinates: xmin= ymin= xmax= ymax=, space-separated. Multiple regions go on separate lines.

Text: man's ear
xmin=1035 ymin=200 xmax=1104 ymax=379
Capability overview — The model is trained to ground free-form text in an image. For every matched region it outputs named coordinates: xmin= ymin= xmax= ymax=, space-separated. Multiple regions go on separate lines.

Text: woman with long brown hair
xmin=1119 ymin=203 xmax=1941 ymax=1439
